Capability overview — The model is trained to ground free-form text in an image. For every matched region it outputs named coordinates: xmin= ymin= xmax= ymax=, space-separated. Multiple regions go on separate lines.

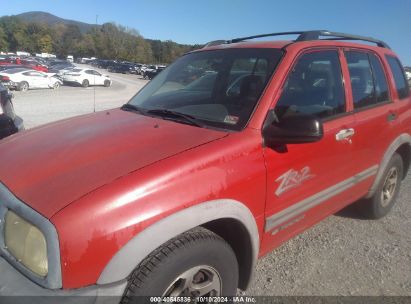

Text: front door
xmin=261 ymin=49 xmax=360 ymax=252
xmin=31 ymin=71 xmax=49 ymax=88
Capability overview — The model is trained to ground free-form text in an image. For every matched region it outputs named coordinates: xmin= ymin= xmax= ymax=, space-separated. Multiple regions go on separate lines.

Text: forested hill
xmin=15 ymin=11 xmax=96 ymax=33
xmin=0 ymin=11 xmax=202 ymax=63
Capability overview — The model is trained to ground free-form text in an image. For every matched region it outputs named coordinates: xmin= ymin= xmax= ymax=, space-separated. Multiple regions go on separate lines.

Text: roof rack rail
xmin=204 ymin=30 xmax=390 ymax=49
xmin=203 ymin=40 xmax=229 ymax=48
xmin=295 ymin=30 xmax=390 ymax=49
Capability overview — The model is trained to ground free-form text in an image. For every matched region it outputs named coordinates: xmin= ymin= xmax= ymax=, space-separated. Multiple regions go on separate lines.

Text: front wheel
xmin=121 ymin=227 xmax=238 ymax=303
xmin=104 ymin=80 xmax=111 ymax=87
xmin=18 ymin=81 xmax=29 ymax=92
xmin=52 ymin=82 xmax=60 ymax=89
xmin=82 ymin=79 xmax=89 ymax=88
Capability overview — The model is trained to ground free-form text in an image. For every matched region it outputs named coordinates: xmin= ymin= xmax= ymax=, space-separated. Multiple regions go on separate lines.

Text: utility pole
xmin=93 ymin=14 xmax=98 ymax=113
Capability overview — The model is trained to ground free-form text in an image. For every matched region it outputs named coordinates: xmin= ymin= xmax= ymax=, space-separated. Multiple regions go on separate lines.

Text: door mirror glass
xmin=262 ymin=110 xmax=323 ymax=146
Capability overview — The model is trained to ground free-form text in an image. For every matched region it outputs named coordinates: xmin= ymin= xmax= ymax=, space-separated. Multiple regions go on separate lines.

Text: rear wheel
xmin=121 ymin=227 xmax=238 ymax=303
xmin=82 ymin=79 xmax=89 ymax=88
xmin=359 ymin=153 xmax=403 ymax=219
xmin=18 ymin=81 xmax=29 ymax=92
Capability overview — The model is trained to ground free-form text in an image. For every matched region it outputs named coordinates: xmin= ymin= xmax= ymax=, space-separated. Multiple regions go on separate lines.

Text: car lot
xmin=7 ymin=64 xmax=411 ymax=296
xmin=12 ymin=64 xmax=147 ymax=128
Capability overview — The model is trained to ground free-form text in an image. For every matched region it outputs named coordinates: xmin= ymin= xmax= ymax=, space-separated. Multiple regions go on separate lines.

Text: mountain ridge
xmin=12 ymin=11 xmax=97 ymax=33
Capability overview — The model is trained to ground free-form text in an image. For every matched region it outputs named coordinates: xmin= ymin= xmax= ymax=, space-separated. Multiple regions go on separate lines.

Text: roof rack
xmin=203 ymin=40 xmax=230 ymax=48
xmin=204 ymin=30 xmax=390 ymax=49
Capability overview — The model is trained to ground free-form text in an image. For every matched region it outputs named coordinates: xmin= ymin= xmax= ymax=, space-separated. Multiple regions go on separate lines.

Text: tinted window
xmin=386 ymin=55 xmax=409 ymax=99
xmin=345 ymin=51 xmax=375 ymax=109
xmin=275 ymin=50 xmax=345 ymax=120
xmin=369 ymin=54 xmax=389 ymax=103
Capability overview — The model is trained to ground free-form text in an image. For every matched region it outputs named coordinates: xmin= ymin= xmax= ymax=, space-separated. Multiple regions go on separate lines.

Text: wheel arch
xmin=202 ymin=217 xmax=255 ymax=290
xmin=97 ymin=199 xmax=260 ymax=291
xmin=395 ymin=143 xmax=411 ymax=179
xmin=366 ymin=133 xmax=411 ymax=198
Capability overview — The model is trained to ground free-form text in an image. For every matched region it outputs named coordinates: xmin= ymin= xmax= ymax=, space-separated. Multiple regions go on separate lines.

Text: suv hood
xmin=0 ymin=109 xmax=227 ymax=218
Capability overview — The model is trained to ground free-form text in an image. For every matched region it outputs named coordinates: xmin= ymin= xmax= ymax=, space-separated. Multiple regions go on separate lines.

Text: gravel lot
xmin=10 ymin=65 xmax=411 ymax=296
xmin=248 ymin=175 xmax=411 ymax=296
xmin=12 ymin=64 xmax=147 ymax=129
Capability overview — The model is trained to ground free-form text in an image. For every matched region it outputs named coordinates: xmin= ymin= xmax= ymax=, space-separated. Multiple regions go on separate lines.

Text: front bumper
xmin=0 ymin=256 xmax=127 ymax=304
xmin=1 ymin=81 xmax=17 ymax=90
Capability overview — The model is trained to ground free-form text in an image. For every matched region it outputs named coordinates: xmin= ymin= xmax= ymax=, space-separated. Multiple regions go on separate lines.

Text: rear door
xmin=344 ymin=50 xmax=398 ymax=186
xmin=262 ymin=49 xmax=359 ymax=250
xmin=384 ymin=55 xmax=411 ymax=131
xmin=92 ymin=70 xmax=105 ymax=85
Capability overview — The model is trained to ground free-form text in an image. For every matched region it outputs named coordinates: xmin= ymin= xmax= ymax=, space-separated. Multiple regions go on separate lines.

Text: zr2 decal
xmin=275 ymin=167 xmax=314 ymax=196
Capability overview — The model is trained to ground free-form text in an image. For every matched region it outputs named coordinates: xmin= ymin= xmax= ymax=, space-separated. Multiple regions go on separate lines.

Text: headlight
xmin=4 ymin=210 xmax=48 ymax=277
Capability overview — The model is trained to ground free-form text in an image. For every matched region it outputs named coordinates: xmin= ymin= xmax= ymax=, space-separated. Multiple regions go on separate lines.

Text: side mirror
xmin=262 ymin=110 xmax=323 ymax=147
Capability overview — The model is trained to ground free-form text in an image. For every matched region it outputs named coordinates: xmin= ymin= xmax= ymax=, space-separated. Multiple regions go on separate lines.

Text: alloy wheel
xmin=381 ymin=167 xmax=398 ymax=207
xmin=161 ymin=265 xmax=221 ymax=299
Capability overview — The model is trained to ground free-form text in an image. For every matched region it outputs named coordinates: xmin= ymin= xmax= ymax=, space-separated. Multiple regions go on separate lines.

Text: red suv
xmin=0 ymin=31 xmax=410 ymax=302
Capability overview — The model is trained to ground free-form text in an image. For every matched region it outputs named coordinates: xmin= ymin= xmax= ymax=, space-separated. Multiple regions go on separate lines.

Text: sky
xmin=2 ymin=0 xmax=411 ymax=65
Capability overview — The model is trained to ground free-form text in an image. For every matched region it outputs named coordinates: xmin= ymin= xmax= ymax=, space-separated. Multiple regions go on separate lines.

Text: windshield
xmin=127 ymin=48 xmax=283 ymax=130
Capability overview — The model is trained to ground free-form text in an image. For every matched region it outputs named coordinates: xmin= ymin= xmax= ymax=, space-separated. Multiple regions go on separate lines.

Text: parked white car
xmin=406 ymin=70 xmax=411 ymax=80
xmin=62 ymin=68 xmax=112 ymax=88
xmin=0 ymin=68 xmax=62 ymax=92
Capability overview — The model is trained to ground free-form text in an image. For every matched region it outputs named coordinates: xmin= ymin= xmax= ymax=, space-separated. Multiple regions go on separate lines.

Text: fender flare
xmin=97 ymin=199 xmax=260 ymax=285
xmin=365 ymin=133 xmax=411 ymax=198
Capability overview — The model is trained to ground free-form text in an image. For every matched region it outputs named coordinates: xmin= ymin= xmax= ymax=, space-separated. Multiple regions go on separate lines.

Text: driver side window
xmin=275 ymin=50 xmax=345 ymax=120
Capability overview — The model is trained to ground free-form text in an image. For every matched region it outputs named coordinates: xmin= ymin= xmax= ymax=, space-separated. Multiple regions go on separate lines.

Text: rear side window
xmin=345 ymin=51 xmax=391 ymax=109
xmin=369 ymin=54 xmax=389 ymax=103
xmin=275 ymin=50 xmax=345 ymax=120
xmin=385 ymin=55 xmax=409 ymax=99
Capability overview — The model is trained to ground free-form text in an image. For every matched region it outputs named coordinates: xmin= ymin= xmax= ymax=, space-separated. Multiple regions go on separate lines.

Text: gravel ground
xmin=9 ymin=65 xmax=411 ymax=296
xmin=247 ymin=174 xmax=411 ymax=296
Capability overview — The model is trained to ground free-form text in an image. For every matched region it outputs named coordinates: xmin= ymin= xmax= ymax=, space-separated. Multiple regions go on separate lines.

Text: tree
xmin=0 ymin=15 xmax=200 ymax=63
xmin=0 ymin=27 xmax=8 ymax=51
xmin=38 ymin=34 xmax=53 ymax=53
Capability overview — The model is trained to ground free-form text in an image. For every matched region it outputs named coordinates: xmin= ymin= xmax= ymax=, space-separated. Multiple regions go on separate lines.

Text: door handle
xmin=336 ymin=128 xmax=355 ymax=142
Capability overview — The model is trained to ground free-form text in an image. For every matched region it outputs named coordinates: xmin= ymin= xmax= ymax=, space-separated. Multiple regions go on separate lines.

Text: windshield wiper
xmin=121 ymin=104 xmax=147 ymax=115
xmin=146 ymin=108 xmax=205 ymax=128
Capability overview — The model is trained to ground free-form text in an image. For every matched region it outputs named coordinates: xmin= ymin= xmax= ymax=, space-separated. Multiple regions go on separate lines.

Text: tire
xmin=18 ymin=81 xmax=29 ymax=92
xmin=82 ymin=79 xmax=89 ymax=88
xmin=359 ymin=153 xmax=403 ymax=219
xmin=104 ymin=80 xmax=111 ymax=87
xmin=121 ymin=227 xmax=238 ymax=303
xmin=52 ymin=82 xmax=60 ymax=90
